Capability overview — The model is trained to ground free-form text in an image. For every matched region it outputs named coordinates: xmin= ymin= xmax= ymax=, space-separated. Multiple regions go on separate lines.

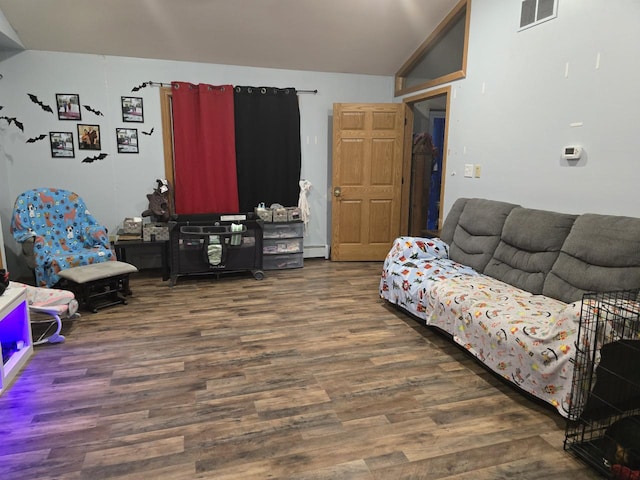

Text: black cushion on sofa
xmin=543 ymin=214 xmax=640 ymax=303
xmin=484 ymin=207 xmax=577 ymax=294
xmin=447 ymin=198 xmax=519 ymax=273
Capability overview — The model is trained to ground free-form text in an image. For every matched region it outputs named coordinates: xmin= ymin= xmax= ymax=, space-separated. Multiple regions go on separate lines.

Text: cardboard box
xmin=272 ymin=207 xmax=288 ymax=222
xmin=143 ymin=222 xmax=169 ymax=242
xmin=255 ymin=205 xmax=272 ymax=222
xmin=122 ymin=217 xmax=142 ymax=235
xmin=287 ymin=207 xmax=301 ymax=221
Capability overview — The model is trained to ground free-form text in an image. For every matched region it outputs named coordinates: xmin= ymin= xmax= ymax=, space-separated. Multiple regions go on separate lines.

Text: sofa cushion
xmin=543 ymin=214 xmax=640 ymax=303
xmin=447 ymin=198 xmax=519 ymax=273
xmin=484 ymin=207 xmax=577 ymax=294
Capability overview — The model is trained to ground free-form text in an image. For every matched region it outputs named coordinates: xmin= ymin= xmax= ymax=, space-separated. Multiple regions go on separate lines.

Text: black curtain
xmin=234 ymin=86 xmax=301 ymax=213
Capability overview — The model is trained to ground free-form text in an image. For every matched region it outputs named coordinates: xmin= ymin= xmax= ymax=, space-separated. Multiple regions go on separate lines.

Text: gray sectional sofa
xmin=380 ymin=198 xmax=640 ymax=416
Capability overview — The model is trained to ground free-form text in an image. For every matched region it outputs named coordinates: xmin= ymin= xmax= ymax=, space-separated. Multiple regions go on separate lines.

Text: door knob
xmin=333 ymin=187 xmax=341 ymax=197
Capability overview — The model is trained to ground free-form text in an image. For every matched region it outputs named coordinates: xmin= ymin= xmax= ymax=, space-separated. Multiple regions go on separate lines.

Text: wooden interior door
xmin=331 ymin=103 xmax=409 ymax=261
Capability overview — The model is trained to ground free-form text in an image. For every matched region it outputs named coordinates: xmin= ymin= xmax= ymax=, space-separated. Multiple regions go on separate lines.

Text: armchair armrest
xmin=83 ymin=225 xmax=110 ymax=249
xmin=19 ymin=236 xmax=48 ymax=270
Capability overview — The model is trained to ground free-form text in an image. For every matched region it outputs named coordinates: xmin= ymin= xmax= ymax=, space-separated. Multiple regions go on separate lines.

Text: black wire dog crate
xmin=564 ymin=289 xmax=640 ymax=479
xmin=168 ymin=213 xmax=264 ymax=287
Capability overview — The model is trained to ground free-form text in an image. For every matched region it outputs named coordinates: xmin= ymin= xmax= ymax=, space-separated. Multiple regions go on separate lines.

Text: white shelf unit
xmin=0 ymin=287 xmax=34 ymax=395
xmin=262 ymin=221 xmax=304 ymax=270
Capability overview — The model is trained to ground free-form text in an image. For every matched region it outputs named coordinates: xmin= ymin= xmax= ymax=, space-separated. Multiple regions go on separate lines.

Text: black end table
xmin=113 ymin=240 xmax=169 ymax=281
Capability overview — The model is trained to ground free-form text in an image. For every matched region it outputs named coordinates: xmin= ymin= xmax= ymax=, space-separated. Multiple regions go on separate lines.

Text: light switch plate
xmin=464 ymin=164 xmax=473 ymax=177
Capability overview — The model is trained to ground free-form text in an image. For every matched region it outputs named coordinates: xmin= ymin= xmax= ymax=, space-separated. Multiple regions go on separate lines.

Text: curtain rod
xmin=133 ymin=81 xmax=317 ymax=94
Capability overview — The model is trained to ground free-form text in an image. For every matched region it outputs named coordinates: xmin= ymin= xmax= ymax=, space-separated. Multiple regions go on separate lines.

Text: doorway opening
xmin=403 ymin=87 xmax=450 ymax=237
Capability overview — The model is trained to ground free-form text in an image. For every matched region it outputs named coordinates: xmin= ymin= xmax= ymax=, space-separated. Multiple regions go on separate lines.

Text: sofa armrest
xmin=387 ymin=236 xmax=449 ymax=262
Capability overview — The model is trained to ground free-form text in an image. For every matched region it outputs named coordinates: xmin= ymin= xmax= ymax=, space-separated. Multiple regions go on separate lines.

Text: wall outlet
xmin=464 ymin=164 xmax=473 ymax=177
xmin=474 ymin=164 xmax=481 ymax=178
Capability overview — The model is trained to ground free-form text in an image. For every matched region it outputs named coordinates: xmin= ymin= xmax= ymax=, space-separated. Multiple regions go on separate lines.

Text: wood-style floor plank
xmin=0 ymin=260 xmax=602 ymax=479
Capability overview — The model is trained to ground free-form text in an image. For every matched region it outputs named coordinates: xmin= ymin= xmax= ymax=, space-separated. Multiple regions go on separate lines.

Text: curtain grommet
xmin=248 ymin=87 xmax=253 ymax=93
xmin=261 ymin=87 xmax=266 ymax=94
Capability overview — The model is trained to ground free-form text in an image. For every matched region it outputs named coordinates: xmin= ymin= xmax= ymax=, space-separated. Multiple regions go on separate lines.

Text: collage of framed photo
xmin=45 ymin=92 xmax=145 ymax=158
xmin=49 ymin=132 xmax=75 ymax=158
xmin=116 ymin=128 xmax=139 ymax=153
xmin=56 ymin=94 xmax=81 ymax=121
xmin=77 ymin=124 xmax=101 ymax=150
xmin=121 ymin=96 xmax=144 ymax=123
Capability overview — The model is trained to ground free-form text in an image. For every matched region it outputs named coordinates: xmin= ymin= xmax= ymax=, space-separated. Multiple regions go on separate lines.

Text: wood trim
xmin=159 ymin=87 xmax=175 ymax=214
xmin=402 ymin=85 xmax=451 ymax=232
xmin=394 ymin=0 xmax=470 ymax=97
xmin=399 ymin=103 xmax=413 ymax=235
xmin=397 ymin=71 xmax=465 ymax=98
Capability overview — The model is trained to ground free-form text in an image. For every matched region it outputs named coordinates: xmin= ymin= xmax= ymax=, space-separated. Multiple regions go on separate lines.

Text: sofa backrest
xmin=440 ymin=197 xmax=469 ymax=246
xmin=543 ymin=214 xmax=640 ymax=303
xmin=484 ymin=207 xmax=577 ymax=294
xmin=445 ymin=198 xmax=519 ymax=273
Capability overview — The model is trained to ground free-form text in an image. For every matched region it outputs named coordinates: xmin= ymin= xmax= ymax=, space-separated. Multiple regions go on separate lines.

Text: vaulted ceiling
xmin=0 ymin=0 xmax=459 ymax=76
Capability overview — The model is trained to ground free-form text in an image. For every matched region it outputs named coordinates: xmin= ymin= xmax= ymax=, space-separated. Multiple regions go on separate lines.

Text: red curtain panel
xmin=171 ymin=82 xmax=239 ymax=214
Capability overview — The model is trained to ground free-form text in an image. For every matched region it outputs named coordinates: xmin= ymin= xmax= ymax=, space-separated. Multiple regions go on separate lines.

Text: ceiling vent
xmin=519 ymin=0 xmax=557 ymax=30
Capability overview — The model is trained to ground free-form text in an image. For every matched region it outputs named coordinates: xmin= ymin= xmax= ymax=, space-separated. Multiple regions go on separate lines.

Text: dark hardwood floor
xmin=0 ymin=259 xmax=602 ymax=479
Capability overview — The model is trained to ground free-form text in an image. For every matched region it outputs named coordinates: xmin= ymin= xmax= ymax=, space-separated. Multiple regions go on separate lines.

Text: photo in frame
xmin=77 ymin=124 xmax=101 ymax=150
xmin=121 ymin=96 xmax=144 ymax=123
xmin=49 ymin=132 xmax=74 ymax=158
xmin=116 ymin=128 xmax=139 ymax=153
xmin=56 ymin=94 xmax=81 ymax=120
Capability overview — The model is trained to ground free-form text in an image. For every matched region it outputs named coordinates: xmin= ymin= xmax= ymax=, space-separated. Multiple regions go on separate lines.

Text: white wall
xmin=414 ymin=0 xmax=640 ymax=219
xmin=3 ymin=0 xmax=639 ymax=276
xmin=0 ymin=50 xmax=393 ymax=275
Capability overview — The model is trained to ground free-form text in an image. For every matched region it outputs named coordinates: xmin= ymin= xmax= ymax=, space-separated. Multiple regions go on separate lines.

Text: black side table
xmin=113 ymin=240 xmax=170 ymax=281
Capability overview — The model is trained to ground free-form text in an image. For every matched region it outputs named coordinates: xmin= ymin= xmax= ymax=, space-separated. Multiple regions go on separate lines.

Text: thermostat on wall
xmin=562 ymin=146 xmax=582 ymax=160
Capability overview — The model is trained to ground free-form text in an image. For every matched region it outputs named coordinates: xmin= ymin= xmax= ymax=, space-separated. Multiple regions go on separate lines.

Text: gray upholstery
xmin=58 ymin=261 xmax=138 ymax=283
xmin=440 ymin=197 xmax=469 ymax=245
xmin=447 ymin=198 xmax=519 ymax=273
xmin=543 ymin=214 xmax=640 ymax=303
xmin=484 ymin=207 xmax=577 ymax=294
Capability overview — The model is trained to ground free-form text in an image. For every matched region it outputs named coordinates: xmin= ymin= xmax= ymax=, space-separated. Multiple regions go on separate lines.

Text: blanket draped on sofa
xmin=380 ymin=198 xmax=640 ymax=417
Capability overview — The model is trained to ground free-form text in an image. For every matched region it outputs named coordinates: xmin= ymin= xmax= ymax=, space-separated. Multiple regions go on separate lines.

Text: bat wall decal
xmin=0 ymin=116 xmax=25 ymax=132
xmin=83 ymin=105 xmax=104 ymax=116
xmin=27 ymin=94 xmax=53 ymax=113
xmin=82 ymin=153 xmax=108 ymax=163
xmin=142 ymin=127 xmax=154 ymax=136
xmin=26 ymin=134 xmax=47 ymax=143
xmin=131 ymin=82 xmax=149 ymax=92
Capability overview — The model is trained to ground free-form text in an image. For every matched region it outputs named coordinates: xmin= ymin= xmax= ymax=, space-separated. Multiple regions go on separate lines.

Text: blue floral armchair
xmin=11 ymin=188 xmax=115 ymax=287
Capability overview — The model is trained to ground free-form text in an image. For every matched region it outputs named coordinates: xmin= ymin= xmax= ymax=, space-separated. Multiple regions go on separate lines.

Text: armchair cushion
xmin=11 ymin=188 xmax=115 ymax=287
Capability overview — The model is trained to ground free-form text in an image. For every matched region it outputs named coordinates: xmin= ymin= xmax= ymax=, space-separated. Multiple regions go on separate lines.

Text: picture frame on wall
xmin=49 ymin=132 xmax=75 ymax=158
xmin=77 ymin=124 xmax=101 ymax=150
xmin=121 ymin=96 xmax=144 ymax=123
xmin=116 ymin=128 xmax=139 ymax=153
xmin=56 ymin=93 xmax=81 ymax=120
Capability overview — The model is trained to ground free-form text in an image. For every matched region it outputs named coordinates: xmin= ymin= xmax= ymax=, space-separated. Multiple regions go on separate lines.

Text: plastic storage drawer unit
xmin=262 ymin=221 xmax=304 ymax=270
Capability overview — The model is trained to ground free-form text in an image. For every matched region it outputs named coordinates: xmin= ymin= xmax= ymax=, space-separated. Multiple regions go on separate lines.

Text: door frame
xmin=401 ymin=85 xmax=452 ymax=234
